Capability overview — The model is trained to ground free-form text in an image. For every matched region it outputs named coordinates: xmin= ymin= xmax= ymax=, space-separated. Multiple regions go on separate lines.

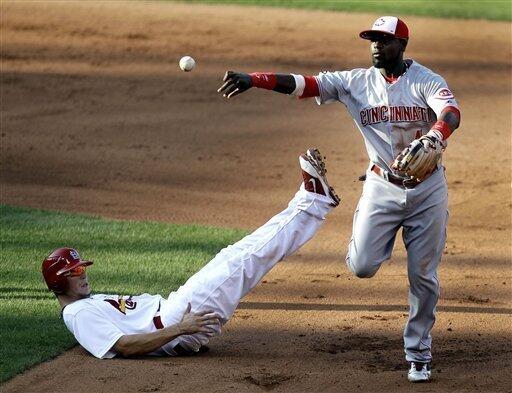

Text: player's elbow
xmin=442 ymin=106 xmax=461 ymax=131
xmin=113 ymin=336 xmax=138 ymax=357
xmin=451 ymin=115 xmax=460 ymax=130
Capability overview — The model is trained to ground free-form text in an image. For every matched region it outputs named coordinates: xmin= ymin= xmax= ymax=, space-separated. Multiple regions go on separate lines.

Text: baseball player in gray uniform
xmin=42 ymin=149 xmax=340 ymax=359
xmin=218 ymin=16 xmax=461 ymax=382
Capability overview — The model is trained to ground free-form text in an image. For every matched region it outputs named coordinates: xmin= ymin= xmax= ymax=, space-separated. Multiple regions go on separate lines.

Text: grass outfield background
xmin=174 ymin=0 xmax=512 ymax=21
xmin=0 ymin=205 xmax=247 ymax=382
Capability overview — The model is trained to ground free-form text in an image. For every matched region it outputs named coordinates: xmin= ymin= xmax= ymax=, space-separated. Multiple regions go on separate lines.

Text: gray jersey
xmin=317 ymin=60 xmax=458 ymax=364
xmin=314 ymin=60 xmax=459 ymax=172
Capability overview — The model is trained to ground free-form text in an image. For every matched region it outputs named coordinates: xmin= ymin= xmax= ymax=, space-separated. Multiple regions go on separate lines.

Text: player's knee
xmin=345 ymin=254 xmax=377 ymax=278
xmin=352 ymin=265 xmax=377 ymax=278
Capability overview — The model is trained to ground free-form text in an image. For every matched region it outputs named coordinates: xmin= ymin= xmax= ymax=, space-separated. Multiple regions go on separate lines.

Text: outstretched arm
xmin=218 ymin=71 xmax=319 ymax=99
xmin=113 ymin=304 xmax=219 ymax=357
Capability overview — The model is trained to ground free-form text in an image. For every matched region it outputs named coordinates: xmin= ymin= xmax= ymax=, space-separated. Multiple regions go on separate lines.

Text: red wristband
xmin=250 ymin=73 xmax=277 ymax=90
xmin=300 ymin=76 xmax=320 ymax=99
xmin=430 ymin=120 xmax=452 ymax=140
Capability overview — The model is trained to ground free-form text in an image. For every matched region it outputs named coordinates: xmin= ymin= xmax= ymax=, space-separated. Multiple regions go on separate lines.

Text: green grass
xmin=0 ymin=205 xmax=247 ymax=382
xmin=172 ymin=0 xmax=511 ymax=21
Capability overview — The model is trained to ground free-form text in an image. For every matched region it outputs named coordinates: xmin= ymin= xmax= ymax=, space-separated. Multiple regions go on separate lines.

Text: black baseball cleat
xmin=407 ymin=361 xmax=432 ymax=382
xmin=299 ymin=148 xmax=340 ymax=206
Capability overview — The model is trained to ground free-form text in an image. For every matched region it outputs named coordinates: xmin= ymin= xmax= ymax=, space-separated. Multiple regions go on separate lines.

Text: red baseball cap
xmin=360 ymin=16 xmax=409 ymax=40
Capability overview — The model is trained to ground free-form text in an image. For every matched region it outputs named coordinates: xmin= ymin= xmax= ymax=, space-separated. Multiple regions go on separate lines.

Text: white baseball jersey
xmin=314 ymin=59 xmax=459 ymax=172
xmin=62 ymin=293 xmax=163 ymax=359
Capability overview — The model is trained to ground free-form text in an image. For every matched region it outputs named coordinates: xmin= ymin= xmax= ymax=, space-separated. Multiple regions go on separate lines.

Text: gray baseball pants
xmin=346 ymin=166 xmax=448 ymax=363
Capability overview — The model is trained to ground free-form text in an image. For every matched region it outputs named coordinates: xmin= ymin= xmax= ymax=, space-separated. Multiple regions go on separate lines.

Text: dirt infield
xmin=2 ymin=1 xmax=511 ymax=392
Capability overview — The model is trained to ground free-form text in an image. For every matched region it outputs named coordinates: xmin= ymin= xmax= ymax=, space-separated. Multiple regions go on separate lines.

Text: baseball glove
xmin=392 ymin=135 xmax=443 ymax=181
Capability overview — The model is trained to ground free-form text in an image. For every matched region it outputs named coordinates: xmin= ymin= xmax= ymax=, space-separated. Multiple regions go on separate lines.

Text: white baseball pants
xmin=160 ymin=187 xmax=335 ymax=354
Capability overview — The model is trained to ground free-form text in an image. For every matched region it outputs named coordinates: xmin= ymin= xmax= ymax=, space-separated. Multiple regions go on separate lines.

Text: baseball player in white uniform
xmin=218 ymin=16 xmax=461 ymax=382
xmin=42 ymin=149 xmax=340 ymax=359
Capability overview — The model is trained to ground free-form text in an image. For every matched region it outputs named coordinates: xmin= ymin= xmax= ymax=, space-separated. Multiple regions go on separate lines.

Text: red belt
xmin=153 ymin=303 xmax=164 ymax=329
xmin=153 ymin=315 xmax=163 ymax=329
xmin=371 ymin=164 xmax=421 ymax=189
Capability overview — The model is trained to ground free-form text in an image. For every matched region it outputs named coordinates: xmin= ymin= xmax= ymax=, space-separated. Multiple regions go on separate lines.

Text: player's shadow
xmin=238 ymin=301 xmax=512 ymax=315
xmin=208 ymin=326 xmax=512 ymax=374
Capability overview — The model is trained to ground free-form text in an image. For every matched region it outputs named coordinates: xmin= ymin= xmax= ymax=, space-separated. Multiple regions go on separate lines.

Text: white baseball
xmin=179 ymin=56 xmax=195 ymax=72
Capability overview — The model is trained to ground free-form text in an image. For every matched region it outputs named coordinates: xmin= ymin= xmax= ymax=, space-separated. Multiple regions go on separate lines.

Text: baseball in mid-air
xmin=179 ymin=56 xmax=195 ymax=72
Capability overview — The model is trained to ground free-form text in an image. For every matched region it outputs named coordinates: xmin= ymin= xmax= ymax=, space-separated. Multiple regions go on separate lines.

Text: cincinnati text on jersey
xmin=360 ymin=105 xmax=436 ymax=126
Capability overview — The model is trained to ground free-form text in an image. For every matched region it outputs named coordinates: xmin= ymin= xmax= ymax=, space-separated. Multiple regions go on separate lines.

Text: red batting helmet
xmin=42 ymin=247 xmax=93 ymax=293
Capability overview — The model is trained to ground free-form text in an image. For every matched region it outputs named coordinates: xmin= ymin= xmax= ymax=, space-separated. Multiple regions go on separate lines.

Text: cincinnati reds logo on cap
xmin=360 ymin=16 xmax=409 ymax=40
xmin=374 ymin=18 xmax=386 ymax=27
